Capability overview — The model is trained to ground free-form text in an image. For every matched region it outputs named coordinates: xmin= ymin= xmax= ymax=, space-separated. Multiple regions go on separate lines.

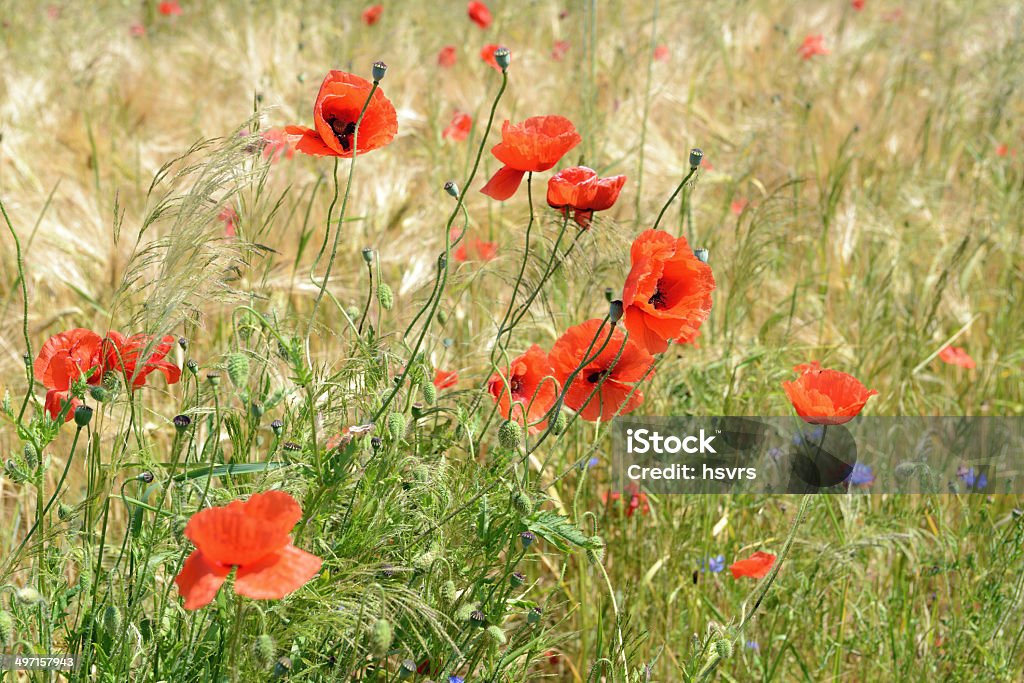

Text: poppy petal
xmin=174 ymin=549 xmax=230 ymax=610
xmin=234 ymin=544 xmax=322 ymax=600
xmin=185 ymin=498 xmax=295 ymax=567
xmin=480 ymin=166 xmax=526 ymax=200
xmin=283 ymin=125 xmax=341 ymax=157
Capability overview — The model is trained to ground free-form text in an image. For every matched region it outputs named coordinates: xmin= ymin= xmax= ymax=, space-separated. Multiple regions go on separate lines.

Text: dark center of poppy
xmin=648 ymin=288 xmax=667 ymax=309
xmin=328 ymin=117 xmax=358 ymax=151
xmin=586 ymin=369 xmax=609 ymax=384
xmin=510 ymin=378 xmax=523 ymax=394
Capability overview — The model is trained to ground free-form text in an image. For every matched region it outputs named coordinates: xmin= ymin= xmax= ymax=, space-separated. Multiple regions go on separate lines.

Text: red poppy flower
xmin=433 ymin=369 xmax=458 ymax=389
xmin=174 ymin=490 xmax=322 ymax=610
xmin=995 ymin=143 xmax=1010 ymax=157
xmin=798 ymin=34 xmax=829 ymax=60
xmin=130 ymin=22 xmax=146 ymax=37
xmin=622 ymin=230 xmax=715 ymax=354
xmin=729 ymin=551 xmax=776 ymax=579
xmin=488 ymin=345 xmax=558 ymax=433
xmin=281 ymin=71 xmax=398 ymax=158
xmin=480 ymin=116 xmax=582 ymax=201
xmin=158 ymin=1 xmax=182 ymax=16
xmin=654 ymin=44 xmax=670 ymax=62
xmin=468 ymin=1 xmax=492 ymax=29
xmin=34 ymin=328 xmax=103 ymax=422
xmin=938 ymin=346 xmax=975 ymax=369
xmin=438 ymin=45 xmax=457 ymax=68
xmin=551 ymin=40 xmax=570 ymax=61
xmin=219 ymin=206 xmax=238 ymax=238
xmin=782 ymin=362 xmax=878 ymax=425
xmin=452 ymin=229 xmax=498 ymax=262
xmin=260 ymin=129 xmax=297 ymax=163
xmin=546 ymin=166 xmax=626 ymax=228
xmin=852 ymin=0 xmax=865 ymax=9
xmin=730 ymin=198 xmax=748 ymax=215
xmin=549 ymin=319 xmax=654 ymax=422
xmin=443 ymin=112 xmax=473 ymax=142
xmin=102 ymin=332 xmax=181 ymax=390
xmin=480 ymin=43 xmax=502 ymax=71
xmin=362 ymin=4 xmax=383 ymax=25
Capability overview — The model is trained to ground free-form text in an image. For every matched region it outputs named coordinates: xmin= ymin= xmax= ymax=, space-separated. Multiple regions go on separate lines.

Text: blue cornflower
xmin=745 ymin=640 xmax=760 ymax=652
xmin=847 ymin=462 xmax=875 ymax=486
xmin=701 ymin=554 xmax=725 ymax=573
xmin=957 ymin=466 xmax=987 ymax=490
xmin=449 ymin=677 xmax=464 ymax=683
xmin=792 ymin=426 xmax=824 ymax=446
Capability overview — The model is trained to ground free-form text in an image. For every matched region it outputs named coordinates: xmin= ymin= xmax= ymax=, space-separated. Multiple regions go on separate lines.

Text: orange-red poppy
xmin=281 ymin=71 xmax=397 ymax=158
xmin=995 ymin=143 xmax=1010 ymax=157
xmin=158 ymin=1 xmax=182 ymax=16
xmin=443 ymin=112 xmax=473 ymax=142
xmin=730 ymin=198 xmax=748 ymax=215
xmin=260 ymin=129 xmax=297 ymax=162
xmin=34 ymin=328 xmax=103 ymax=422
xmin=782 ymin=361 xmax=878 ymax=425
xmin=938 ymin=346 xmax=975 ymax=369
xmin=549 ymin=319 xmax=654 ymax=422
xmin=622 ymin=229 xmax=715 ymax=354
xmin=653 ymin=44 xmax=670 ymax=62
xmin=729 ymin=551 xmax=775 ymax=579
xmin=174 ymin=490 xmax=322 ymax=610
xmin=480 ymin=44 xmax=502 ymax=71
xmin=488 ymin=345 xmax=558 ymax=433
xmin=798 ymin=34 xmax=829 ymax=60
xmin=438 ymin=45 xmax=457 ymax=68
xmin=468 ymin=0 xmax=492 ymax=29
xmin=546 ymin=166 xmax=626 ymax=228
xmin=852 ymin=0 xmax=865 ymax=9
xmin=218 ymin=206 xmax=238 ymax=238
xmin=480 ymin=116 xmax=581 ymax=201
xmin=551 ymin=40 xmax=570 ymax=61
xmin=433 ymin=369 xmax=459 ymax=390
xmin=102 ymin=332 xmax=181 ymax=390
xmin=452 ymin=228 xmax=498 ymax=262
xmin=362 ymin=4 xmax=383 ymax=25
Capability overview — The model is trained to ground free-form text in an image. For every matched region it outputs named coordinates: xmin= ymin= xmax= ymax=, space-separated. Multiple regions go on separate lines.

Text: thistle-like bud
xmin=362 ymin=247 xmax=374 ymax=264
xmin=387 ymin=413 xmax=406 ymax=440
xmin=186 ymin=359 xmax=199 ymax=375
xmin=271 ymin=419 xmax=284 ymax=436
xmin=254 ymin=634 xmax=276 ymax=667
xmin=377 ymin=283 xmax=394 ymax=310
xmin=494 ymin=46 xmax=511 ymax=71
xmin=498 ymin=420 xmax=522 ymax=450
xmin=421 ymin=382 xmax=437 ymax=405
xmin=510 ymin=571 xmax=525 ymax=588
xmin=527 ymin=606 xmax=542 ymax=625
xmin=173 ymin=414 xmax=191 ymax=433
xmin=371 ymin=618 xmax=393 ymax=657
xmin=206 ymin=371 xmax=221 ymax=386
xmin=512 ymin=490 xmax=533 ymax=516
xmin=689 ymin=148 xmax=704 ymax=169
xmin=102 ymin=605 xmax=122 ymax=636
xmin=486 ymin=624 xmax=507 ymax=645
xmin=74 ymin=405 xmax=94 ymax=427
xmin=444 ymin=181 xmax=460 ymax=198
xmin=609 ymin=300 xmax=624 ymax=324
xmin=137 ymin=471 xmax=155 ymax=484
xmin=520 ymin=531 xmax=535 ymax=549
xmin=0 ymin=610 xmax=14 ymax=646
xmin=372 ymin=61 xmax=388 ymax=82
xmin=693 ymin=247 xmax=709 ymax=263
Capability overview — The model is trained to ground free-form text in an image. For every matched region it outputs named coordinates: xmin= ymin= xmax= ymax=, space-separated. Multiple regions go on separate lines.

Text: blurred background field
xmin=1 ymin=0 xmax=1023 ymax=680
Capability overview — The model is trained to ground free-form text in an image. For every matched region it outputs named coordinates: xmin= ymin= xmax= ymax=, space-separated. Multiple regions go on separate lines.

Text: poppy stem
xmin=651 ymin=165 xmax=698 ymax=233
xmin=0 ymin=198 xmax=35 ymax=423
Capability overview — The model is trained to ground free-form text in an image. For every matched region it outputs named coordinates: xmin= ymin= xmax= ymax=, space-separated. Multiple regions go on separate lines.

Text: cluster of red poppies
xmin=33 ymin=328 xmax=180 ymax=422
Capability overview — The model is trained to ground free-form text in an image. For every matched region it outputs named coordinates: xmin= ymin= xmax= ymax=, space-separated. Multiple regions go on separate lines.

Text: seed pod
xmin=102 ymin=605 xmax=121 ymax=636
xmin=226 ymin=353 xmax=250 ymax=388
xmin=272 ymin=656 xmax=292 ymax=679
xmin=377 ymin=283 xmax=394 ymax=310
xmin=372 ymin=60 xmax=388 ymax=82
xmin=387 ymin=413 xmax=406 ymax=440
xmin=512 ymin=489 xmax=532 ymax=516
xmin=486 ymin=624 xmax=507 ymax=646
xmin=271 ymin=419 xmax=284 ymax=436
xmin=186 ymin=359 xmax=199 ymax=375
xmin=469 ymin=610 xmax=487 ymax=628
xmin=494 ymin=46 xmax=511 ymax=70
xmin=74 ymin=405 xmax=94 ymax=427
xmin=254 ymin=634 xmax=276 ymax=667
xmin=519 ymin=531 xmax=535 ymax=549
xmin=498 ymin=420 xmax=522 ymax=450
xmin=689 ymin=148 xmax=704 ymax=169
xmin=510 ymin=571 xmax=525 ymax=588
xmin=527 ymin=606 xmax=542 ymax=625
xmin=398 ymin=658 xmax=416 ymax=679
xmin=371 ymin=618 xmax=393 ymax=657
xmin=421 ymin=382 xmax=436 ymax=405
xmin=206 ymin=371 xmax=221 ymax=386
xmin=0 ymin=610 xmax=14 ymax=646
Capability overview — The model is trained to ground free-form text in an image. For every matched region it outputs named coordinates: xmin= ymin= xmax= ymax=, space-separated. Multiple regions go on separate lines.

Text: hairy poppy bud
xmin=486 ymin=624 xmax=507 ymax=645
xmin=586 ymin=536 xmax=606 ymax=565
xmin=254 ymin=634 xmax=276 ymax=667
xmin=510 ymin=571 xmax=526 ymax=588
xmin=455 ymin=603 xmax=476 ymax=622
xmin=387 ymin=413 xmax=406 ymax=440
xmin=440 ymin=580 xmax=458 ymax=605
xmin=444 ymin=180 xmax=460 ymax=198
xmin=0 ymin=610 xmax=13 ymax=646
xmin=15 ymin=587 xmax=44 ymax=606
xmin=90 ymin=385 xmax=110 ymax=402
xmin=527 ymin=606 xmax=542 ymax=624
xmin=377 ymin=283 xmax=394 ymax=310
xmin=494 ymin=46 xmax=511 ymax=70
xmin=362 ymin=247 xmax=374 ymax=264
xmin=421 ymin=382 xmax=437 ymax=405
xmin=23 ymin=443 xmax=38 ymax=471
xmin=102 ymin=605 xmax=121 ymax=636
xmin=372 ymin=61 xmax=388 ymax=82
xmin=206 ymin=371 xmax=221 ymax=386
xmin=520 ymin=531 xmax=535 ymax=549
xmin=693 ymin=247 xmax=709 ymax=263
xmin=74 ymin=405 xmax=93 ymax=427
xmin=512 ymin=489 xmax=532 ymax=516
xmin=271 ymin=419 xmax=284 ymax=436
xmin=551 ymin=410 xmax=568 ymax=435
xmin=498 ymin=420 xmax=522 ymax=449
xmin=227 ymin=353 xmax=250 ymax=388
xmin=609 ymin=299 xmax=624 ymax=324
xmin=371 ymin=618 xmax=393 ymax=657
xmin=689 ymin=148 xmax=704 ymax=169
xmin=186 ymin=359 xmax=199 ymax=375
xmin=713 ymin=637 xmax=734 ymax=660
xmin=173 ymin=414 xmax=191 ymax=433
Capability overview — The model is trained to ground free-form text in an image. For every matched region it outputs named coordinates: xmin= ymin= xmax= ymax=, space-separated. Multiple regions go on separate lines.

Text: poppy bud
xmin=23 ymin=443 xmax=38 ymax=471
xmin=254 ymin=634 xmax=276 ymax=667
xmin=441 ymin=580 xmax=458 ymax=604
xmin=520 ymin=531 xmax=535 ymax=549
xmin=173 ymin=414 xmax=191 ymax=433
xmin=486 ymin=624 xmax=507 ymax=645
xmin=551 ymin=410 xmax=568 ymax=435
xmin=470 ymin=610 xmax=487 ymax=628
xmin=693 ymin=247 xmax=709 ymax=263
xmin=4 ymin=459 xmax=29 ymax=484
xmin=609 ymin=299 xmax=624 ymax=323
xmin=137 ymin=471 xmax=155 ymax=483
xmin=186 ymin=359 xmax=199 ymax=375
xmin=372 ymin=60 xmax=388 ymax=83
xmin=527 ymin=606 xmax=542 ymax=624
xmin=421 ymin=382 xmax=437 ymax=405
xmin=444 ymin=180 xmax=460 ymax=198
xmin=387 ymin=413 xmax=406 ymax=440
xmin=371 ymin=618 xmax=393 ymax=657
xmin=512 ymin=489 xmax=533 ymax=516
xmin=499 ymin=420 xmax=522 ymax=449
xmin=227 ymin=353 xmax=250 ymax=388
xmin=74 ymin=405 xmax=94 ymax=427
xmin=178 ymin=337 xmax=188 ymax=350
xmin=510 ymin=571 xmax=525 ymax=587
xmin=689 ymin=148 xmax=704 ymax=169
xmin=494 ymin=46 xmax=511 ymax=71
xmin=58 ymin=503 xmax=75 ymax=521
xmin=206 ymin=371 xmax=221 ymax=386
xmin=398 ymin=659 xmax=416 ymax=679
xmin=90 ymin=386 xmax=110 ymax=402
xmin=271 ymin=419 xmax=284 ymax=436
xmin=586 ymin=536 xmax=605 ymax=565
xmin=102 ymin=605 xmax=122 ymax=636
xmin=0 ymin=610 xmax=13 ymax=646
xmin=377 ymin=283 xmax=394 ymax=310
xmin=713 ymin=637 xmax=734 ymax=660
xmin=14 ymin=587 xmax=44 ymax=606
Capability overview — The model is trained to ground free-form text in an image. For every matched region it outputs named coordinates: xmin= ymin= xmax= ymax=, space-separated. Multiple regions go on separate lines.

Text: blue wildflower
xmin=847 ymin=462 xmax=875 ymax=486
xmin=957 ymin=466 xmax=987 ymax=490
xmin=701 ymin=554 xmax=725 ymax=573
xmin=449 ymin=677 xmax=464 ymax=683
xmin=745 ymin=640 xmax=759 ymax=652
